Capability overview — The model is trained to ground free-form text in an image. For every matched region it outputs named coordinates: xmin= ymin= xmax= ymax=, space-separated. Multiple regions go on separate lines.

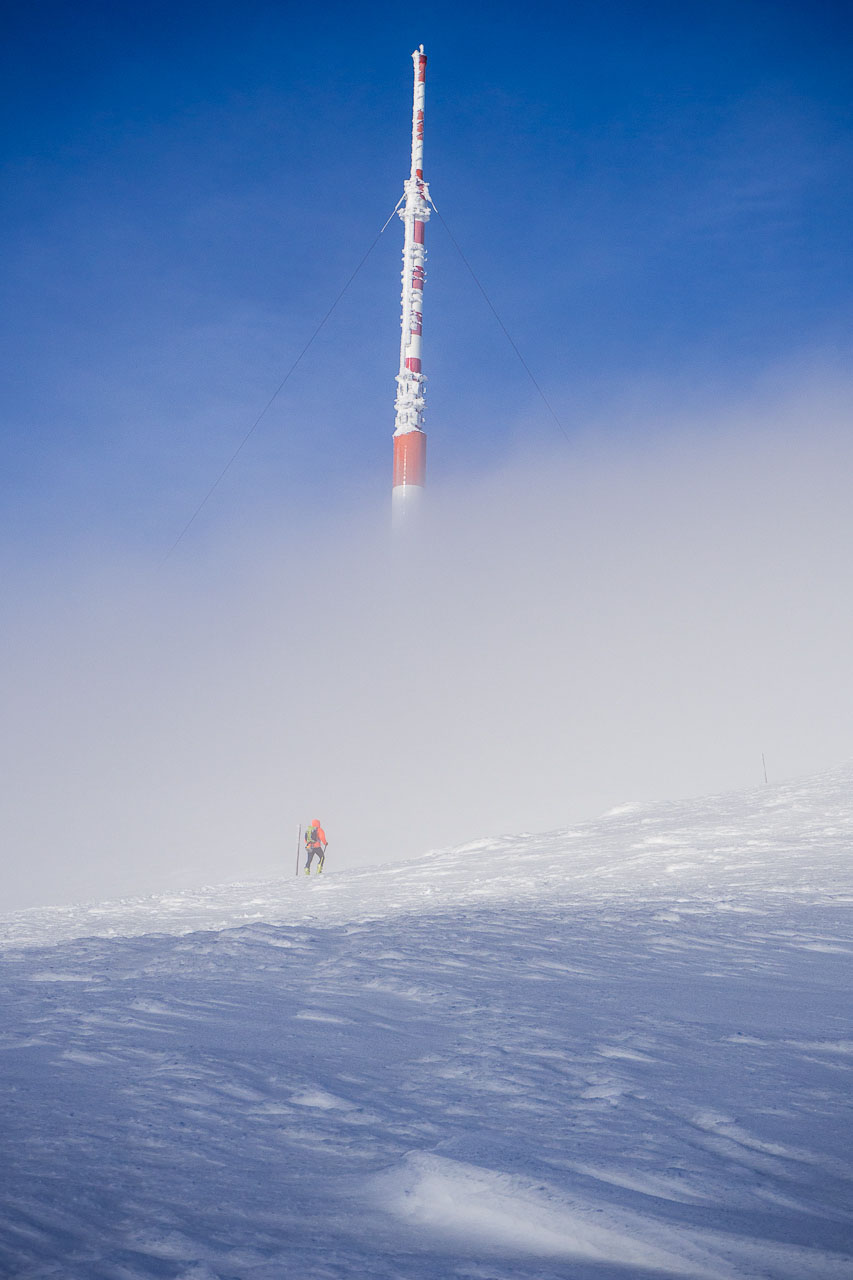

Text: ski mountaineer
xmin=304 ymin=820 xmax=327 ymax=875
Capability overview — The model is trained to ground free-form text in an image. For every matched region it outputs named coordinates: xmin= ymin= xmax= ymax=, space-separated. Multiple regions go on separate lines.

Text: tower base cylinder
xmin=391 ymin=480 xmax=425 ymax=526
xmin=392 ymin=429 xmax=426 ymax=488
xmin=392 ymin=430 xmax=426 ymax=528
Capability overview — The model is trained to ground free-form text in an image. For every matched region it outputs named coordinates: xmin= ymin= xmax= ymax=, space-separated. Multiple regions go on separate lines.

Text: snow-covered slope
xmin=4 ymin=766 xmax=852 ymax=949
xmin=1 ymin=768 xmax=852 ymax=1279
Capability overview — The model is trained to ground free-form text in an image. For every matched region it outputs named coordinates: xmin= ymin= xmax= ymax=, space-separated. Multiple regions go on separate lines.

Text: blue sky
xmin=3 ymin=0 xmax=851 ymax=556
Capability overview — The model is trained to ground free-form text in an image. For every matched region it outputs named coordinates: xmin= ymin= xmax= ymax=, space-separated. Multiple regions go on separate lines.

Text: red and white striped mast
xmin=392 ymin=45 xmax=431 ymax=525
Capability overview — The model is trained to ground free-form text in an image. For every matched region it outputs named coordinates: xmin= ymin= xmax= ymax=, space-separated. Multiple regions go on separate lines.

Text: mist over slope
xmin=3 ymin=762 xmax=851 ymax=950
xmin=4 ymin=377 xmax=853 ymax=913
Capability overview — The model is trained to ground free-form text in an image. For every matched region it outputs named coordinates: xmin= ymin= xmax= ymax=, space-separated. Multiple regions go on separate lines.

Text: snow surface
xmin=2 ymin=767 xmax=852 ymax=1278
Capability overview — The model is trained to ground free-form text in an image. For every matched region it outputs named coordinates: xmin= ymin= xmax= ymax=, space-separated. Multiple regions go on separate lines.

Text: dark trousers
xmin=305 ymin=844 xmax=325 ymax=870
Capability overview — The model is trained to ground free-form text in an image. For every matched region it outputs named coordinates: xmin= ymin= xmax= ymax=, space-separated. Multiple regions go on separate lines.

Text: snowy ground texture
xmin=2 ymin=768 xmax=852 ymax=1279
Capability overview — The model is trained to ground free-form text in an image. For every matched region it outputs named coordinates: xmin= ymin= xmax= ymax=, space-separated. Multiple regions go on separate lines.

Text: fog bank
xmin=3 ymin=378 xmax=852 ymax=910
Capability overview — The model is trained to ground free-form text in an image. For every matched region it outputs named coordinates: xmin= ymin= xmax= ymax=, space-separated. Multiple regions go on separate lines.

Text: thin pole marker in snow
xmin=295 ymin=824 xmax=302 ymax=877
xmin=762 ymin=753 xmax=769 ymax=784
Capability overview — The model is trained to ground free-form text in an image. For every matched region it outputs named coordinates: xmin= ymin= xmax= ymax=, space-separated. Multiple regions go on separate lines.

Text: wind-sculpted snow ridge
xmin=2 ymin=763 xmax=853 ymax=951
xmin=1 ymin=768 xmax=852 ymax=1278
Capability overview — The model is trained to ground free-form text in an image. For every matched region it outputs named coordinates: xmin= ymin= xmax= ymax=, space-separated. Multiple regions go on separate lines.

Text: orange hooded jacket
xmin=307 ymin=821 xmax=326 ymax=848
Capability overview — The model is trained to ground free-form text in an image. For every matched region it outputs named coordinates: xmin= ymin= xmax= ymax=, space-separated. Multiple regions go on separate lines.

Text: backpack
xmin=305 ymin=824 xmax=318 ymax=847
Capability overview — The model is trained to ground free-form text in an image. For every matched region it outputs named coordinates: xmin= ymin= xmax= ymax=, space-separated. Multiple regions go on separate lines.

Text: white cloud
xmin=3 ymin=372 xmax=852 ymax=909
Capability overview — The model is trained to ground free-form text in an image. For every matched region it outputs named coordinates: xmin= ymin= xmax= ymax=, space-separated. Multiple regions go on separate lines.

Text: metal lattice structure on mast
xmin=391 ymin=45 xmax=431 ymax=525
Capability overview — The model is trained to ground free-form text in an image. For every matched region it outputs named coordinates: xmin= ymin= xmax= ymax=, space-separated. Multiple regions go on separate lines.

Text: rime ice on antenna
xmin=392 ymin=45 xmax=431 ymax=525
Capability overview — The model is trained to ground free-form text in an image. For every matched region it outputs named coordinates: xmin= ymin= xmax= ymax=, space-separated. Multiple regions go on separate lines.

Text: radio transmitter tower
xmin=391 ymin=45 xmax=431 ymax=525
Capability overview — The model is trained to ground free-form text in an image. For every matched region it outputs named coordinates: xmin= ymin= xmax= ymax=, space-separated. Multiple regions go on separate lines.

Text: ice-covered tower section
xmin=392 ymin=45 xmax=431 ymax=526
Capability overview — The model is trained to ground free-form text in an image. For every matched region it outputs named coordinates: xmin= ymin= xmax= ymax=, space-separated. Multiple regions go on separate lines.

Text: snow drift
xmin=1 ymin=766 xmax=852 ymax=1278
